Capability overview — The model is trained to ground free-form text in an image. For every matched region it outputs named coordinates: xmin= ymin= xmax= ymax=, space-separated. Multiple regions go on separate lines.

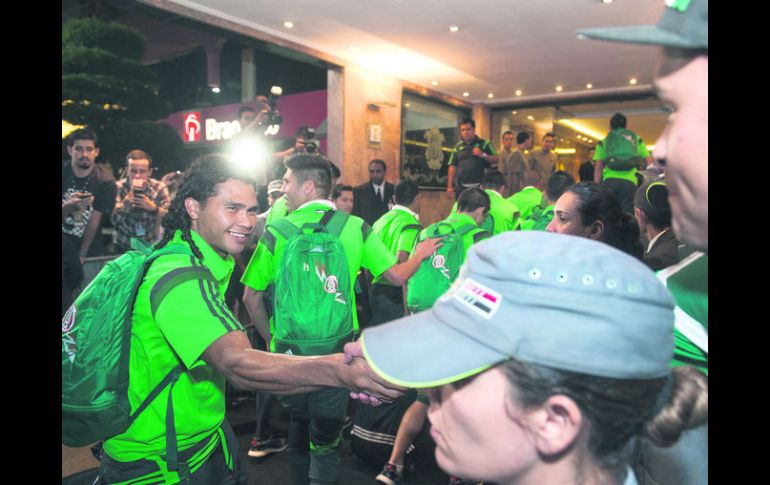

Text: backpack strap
xmin=268 ymin=218 xmax=301 ymax=241
xmin=150 ymin=267 xmax=218 ymax=318
xmin=322 ymin=210 xmax=349 ymax=237
xmin=402 ymin=223 xmax=423 ymax=233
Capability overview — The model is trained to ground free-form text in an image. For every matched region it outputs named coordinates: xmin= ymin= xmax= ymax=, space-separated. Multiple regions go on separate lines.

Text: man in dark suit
xmin=352 ymin=159 xmax=395 ymax=226
xmin=634 ymin=178 xmax=678 ymax=271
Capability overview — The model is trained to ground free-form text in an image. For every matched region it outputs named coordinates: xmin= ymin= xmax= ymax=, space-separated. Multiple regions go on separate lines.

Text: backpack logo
xmin=324 ymin=275 xmax=339 ymax=294
xmin=62 ymin=305 xmax=77 ymax=333
xmin=432 ymin=254 xmax=445 ymax=269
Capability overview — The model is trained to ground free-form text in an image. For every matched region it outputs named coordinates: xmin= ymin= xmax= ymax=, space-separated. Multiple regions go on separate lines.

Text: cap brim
xmin=361 ymin=309 xmax=509 ymax=388
xmin=577 ymin=25 xmax=703 ymax=50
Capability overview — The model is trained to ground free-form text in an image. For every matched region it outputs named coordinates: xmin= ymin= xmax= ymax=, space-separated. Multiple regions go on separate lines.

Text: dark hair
xmin=394 ymin=180 xmax=419 ymax=206
xmin=543 ymin=132 xmax=556 ymax=141
xmin=238 ymin=106 xmax=256 ymax=117
xmin=296 ymin=124 xmax=312 ymax=138
xmin=545 ymin=170 xmax=575 ymax=202
xmin=516 ymin=132 xmax=531 ymax=145
xmin=125 ymin=149 xmax=152 ymax=165
xmin=610 ymin=113 xmax=627 ymax=130
xmin=285 ymin=153 xmax=333 ymax=199
xmin=369 ymin=159 xmax=387 ymax=172
xmin=502 ymin=130 xmax=514 ymax=137
xmin=457 ymin=187 xmax=490 ymax=214
xmin=567 ymin=182 xmax=644 ymax=259
xmin=329 ymin=161 xmax=342 ymax=179
xmin=459 ymin=117 xmax=476 ymax=129
xmin=634 ymin=182 xmax=672 ymax=230
xmin=67 ymin=128 xmax=98 ymax=148
xmin=157 ymin=154 xmax=257 ymax=260
xmin=331 ymin=184 xmax=353 ymax=200
xmin=501 ymin=360 xmax=707 ymax=480
xmin=481 ymin=170 xmax=505 ymax=190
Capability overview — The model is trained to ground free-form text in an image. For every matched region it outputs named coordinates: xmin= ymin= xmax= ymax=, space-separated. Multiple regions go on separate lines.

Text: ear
xmin=185 ymin=197 xmax=201 ymax=222
xmin=520 ymin=395 xmax=583 ymax=457
xmin=634 ymin=208 xmax=646 ymax=227
xmin=586 ymin=220 xmax=604 ymax=241
xmin=302 ymin=178 xmax=316 ymax=197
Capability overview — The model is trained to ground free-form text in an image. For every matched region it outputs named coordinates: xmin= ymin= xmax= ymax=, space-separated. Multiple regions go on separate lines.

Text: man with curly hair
xmin=94 ymin=154 xmax=403 ymax=485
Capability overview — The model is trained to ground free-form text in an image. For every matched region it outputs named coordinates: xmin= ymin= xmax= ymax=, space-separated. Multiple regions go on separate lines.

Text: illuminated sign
xmin=183 ymin=112 xmax=201 ymax=143
xmin=205 ymin=118 xmax=242 ymax=141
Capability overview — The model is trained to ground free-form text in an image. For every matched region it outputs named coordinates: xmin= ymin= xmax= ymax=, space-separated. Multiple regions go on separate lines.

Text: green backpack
xmin=604 ymin=128 xmax=640 ymax=171
xmin=520 ymin=204 xmax=554 ymax=231
xmin=406 ymin=222 xmax=479 ymax=313
xmin=269 ymin=209 xmax=355 ymax=356
xmin=62 ymin=239 xmax=215 ymax=449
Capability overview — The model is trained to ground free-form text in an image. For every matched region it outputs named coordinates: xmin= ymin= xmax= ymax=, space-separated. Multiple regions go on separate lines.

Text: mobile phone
xmin=77 ymin=191 xmax=93 ymax=199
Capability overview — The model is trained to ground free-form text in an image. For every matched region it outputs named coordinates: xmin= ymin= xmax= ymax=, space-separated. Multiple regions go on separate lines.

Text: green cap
xmin=577 ymin=0 xmax=707 ymax=50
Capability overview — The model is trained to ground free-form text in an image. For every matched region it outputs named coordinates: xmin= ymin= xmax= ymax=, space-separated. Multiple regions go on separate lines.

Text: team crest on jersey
xmin=324 ymin=275 xmax=339 ymax=294
xmin=62 ymin=305 xmax=77 ymax=333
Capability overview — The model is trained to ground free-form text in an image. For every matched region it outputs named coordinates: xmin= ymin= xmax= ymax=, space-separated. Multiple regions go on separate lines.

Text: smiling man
xmin=95 ymin=154 xmax=405 ymax=485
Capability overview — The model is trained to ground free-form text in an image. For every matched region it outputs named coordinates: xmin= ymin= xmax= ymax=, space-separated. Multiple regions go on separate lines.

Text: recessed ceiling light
xmin=211 ymin=87 xmax=220 ymax=93
xmin=404 ymin=103 xmax=410 ymax=108
xmin=462 ymin=92 xmax=470 ymax=97
xmin=587 ymin=139 xmax=593 ymax=143
xmin=515 ymin=90 xmax=522 ymax=96
xmin=555 ymin=85 xmax=563 ymax=92
xmin=488 ymin=93 xmax=494 ymax=98
xmin=629 ymin=77 xmax=638 ymax=85
xmin=283 ymin=21 xmax=294 ymax=28
xmin=586 ymin=83 xmax=593 ymax=89
xmin=511 ymin=110 xmax=517 ymax=114
xmin=603 ymin=0 xmax=614 ymax=4
xmin=527 ymin=115 xmax=534 ymax=121
xmin=431 ymin=80 xmax=439 ymax=86
xmin=449 ymin=25 xmax=460 ymax=33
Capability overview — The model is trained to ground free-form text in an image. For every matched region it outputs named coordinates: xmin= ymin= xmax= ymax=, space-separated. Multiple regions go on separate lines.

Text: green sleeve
xmin=396 ymin=226 xmax=420 ymax=254
xmin=637 ymin=137 xmax=650 ymax=157
xmin=447 ymin=142 xmax=461 ymax=167
xmin=154 ymin=278 xmax=239 ymax=370
xmin=593 ymin=140 xmax=605 ymax=160
xmin=362 ymin=229 xmax=398 ymax=279
xmin=483 ymin=140 xmax=496 ymax=155
xmin=240 ymin=236 xmax=277 ymax=291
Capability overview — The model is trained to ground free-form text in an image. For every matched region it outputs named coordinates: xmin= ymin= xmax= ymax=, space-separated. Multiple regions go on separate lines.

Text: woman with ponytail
xmin=358 ymin=231 xmax=707 ymax=485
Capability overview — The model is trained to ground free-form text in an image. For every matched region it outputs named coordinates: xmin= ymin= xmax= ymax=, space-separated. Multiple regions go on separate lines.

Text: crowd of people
xmin=62 ymin=1 xmax=707 ymax=484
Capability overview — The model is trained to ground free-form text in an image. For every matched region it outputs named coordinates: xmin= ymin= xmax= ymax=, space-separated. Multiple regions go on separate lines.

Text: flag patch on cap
xmin=453 ymin=278 xmax=502 ymax=319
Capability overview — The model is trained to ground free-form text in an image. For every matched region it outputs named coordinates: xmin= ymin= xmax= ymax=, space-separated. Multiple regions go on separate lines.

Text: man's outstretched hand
xmin=342 ymin=341 xmax=403 ymax=406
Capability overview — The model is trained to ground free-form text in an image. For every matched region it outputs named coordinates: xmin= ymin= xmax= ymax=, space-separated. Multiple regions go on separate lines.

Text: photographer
xmin=270 ymin=124 xmax=321 ymax=178
xmin=110 ymin=149 xmax=170 ymax=254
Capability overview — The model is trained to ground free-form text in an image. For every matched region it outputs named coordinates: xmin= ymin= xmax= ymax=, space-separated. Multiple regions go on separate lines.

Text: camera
xmin=254 ymin=86 xmax=283 ymax=135
xmin=298 ymin=126 xmax=319 ymax=154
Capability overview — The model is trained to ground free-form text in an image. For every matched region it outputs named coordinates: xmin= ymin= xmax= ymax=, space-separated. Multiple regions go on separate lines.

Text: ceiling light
xmin=511 ymin=111 xmax=517 ymax=114
xmin=586 ymin=83 xmax=593 ymax=89
xmin=283 ymin=21 xmax=294 ymax=28
xmin=555 ymin=85 xmax=563 ymax=92
xmin=211 ymin=87 xmax=221 ymax=93
xmin=527 ymin=116 xmax=534 ymax=121
xmin=462 ymin=92 xmax=470 ymax=97
xmin=404 ymin=103 xmax=410 ymax=108
xmin=603 ymin=0 xmax=614 ymax=4
xmin=488 ymin=93 xmax=494 ymax=98
xmin=629 ymin=77 xmax=638 ymax=85
xmin=449 ymin=25 xmax=460 ymax=32
xmin=431 ymin=80 xmax=439 ymax=86
xmin=515 ymin=90 xmax=522 ymax=96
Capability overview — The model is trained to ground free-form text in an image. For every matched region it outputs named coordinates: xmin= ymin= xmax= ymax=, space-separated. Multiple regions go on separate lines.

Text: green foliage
xmin=62 ymin=46 xmax=156 ymax=85
xmin=62 ymin=17 xmax=145 ymax=60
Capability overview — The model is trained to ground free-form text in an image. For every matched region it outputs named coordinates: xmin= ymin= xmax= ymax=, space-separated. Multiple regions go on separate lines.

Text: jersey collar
xmin=392 ymin=204 xmax=420 ymax=221
xmin=297 ymin=198 xmax=337 ymax=212
xmin=172 ymin=229 xmax=235 ymax=283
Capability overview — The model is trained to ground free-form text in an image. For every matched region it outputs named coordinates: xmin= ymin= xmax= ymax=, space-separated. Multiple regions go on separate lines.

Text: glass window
xmin=401 ymin=92 xmax=470 ymax=190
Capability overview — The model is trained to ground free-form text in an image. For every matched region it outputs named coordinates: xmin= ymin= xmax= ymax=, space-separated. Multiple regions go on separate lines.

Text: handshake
xmin=342 ymin=341 xmax=402 ymax=407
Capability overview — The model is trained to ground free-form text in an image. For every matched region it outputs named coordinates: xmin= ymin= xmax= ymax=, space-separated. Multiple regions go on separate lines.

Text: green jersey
xmin=104 ymin=230 xmax=243 ymax=463
xmin=266 ymin=195 xmax=289 ymax=224
xmin=449 ymin=190 xmax=519 ymax=235
xmin=242 ymin=200 xmax=397 ymax=330
xmin=519 ymin=204 xmax=554 ymax=231
xmin=371 ymin=205 xmax=423 ymax=285
xmin=508 ymin=186 xmax=544 ymax=221
xmin=594 ymin=129 xmax=650 ymax=184
xmin=657 ymin=252 xmax=708 ymax=375
xmin=417 ymin=213 xmax=489 ymax=256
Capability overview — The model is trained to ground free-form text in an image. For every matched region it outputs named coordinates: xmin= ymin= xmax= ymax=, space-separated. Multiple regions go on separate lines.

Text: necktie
xmin=376 ymin=186 xmax=381 ymax=201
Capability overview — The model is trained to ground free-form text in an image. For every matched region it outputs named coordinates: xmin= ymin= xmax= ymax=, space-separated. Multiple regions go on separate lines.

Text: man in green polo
xmin=241 ymin=153 xmax=439 ymax=485
xmin=593 ymin=112 xmax=653 ymax=213
xmin=449 ymin=171 xmax=520 ymax=235
xmin=95 ymin=154 xmax=403 ymax=485
xmin=508 ymin=170 xmax=545 ymax=221
xmin=370 ymin=180 xmax=424 ymax=325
